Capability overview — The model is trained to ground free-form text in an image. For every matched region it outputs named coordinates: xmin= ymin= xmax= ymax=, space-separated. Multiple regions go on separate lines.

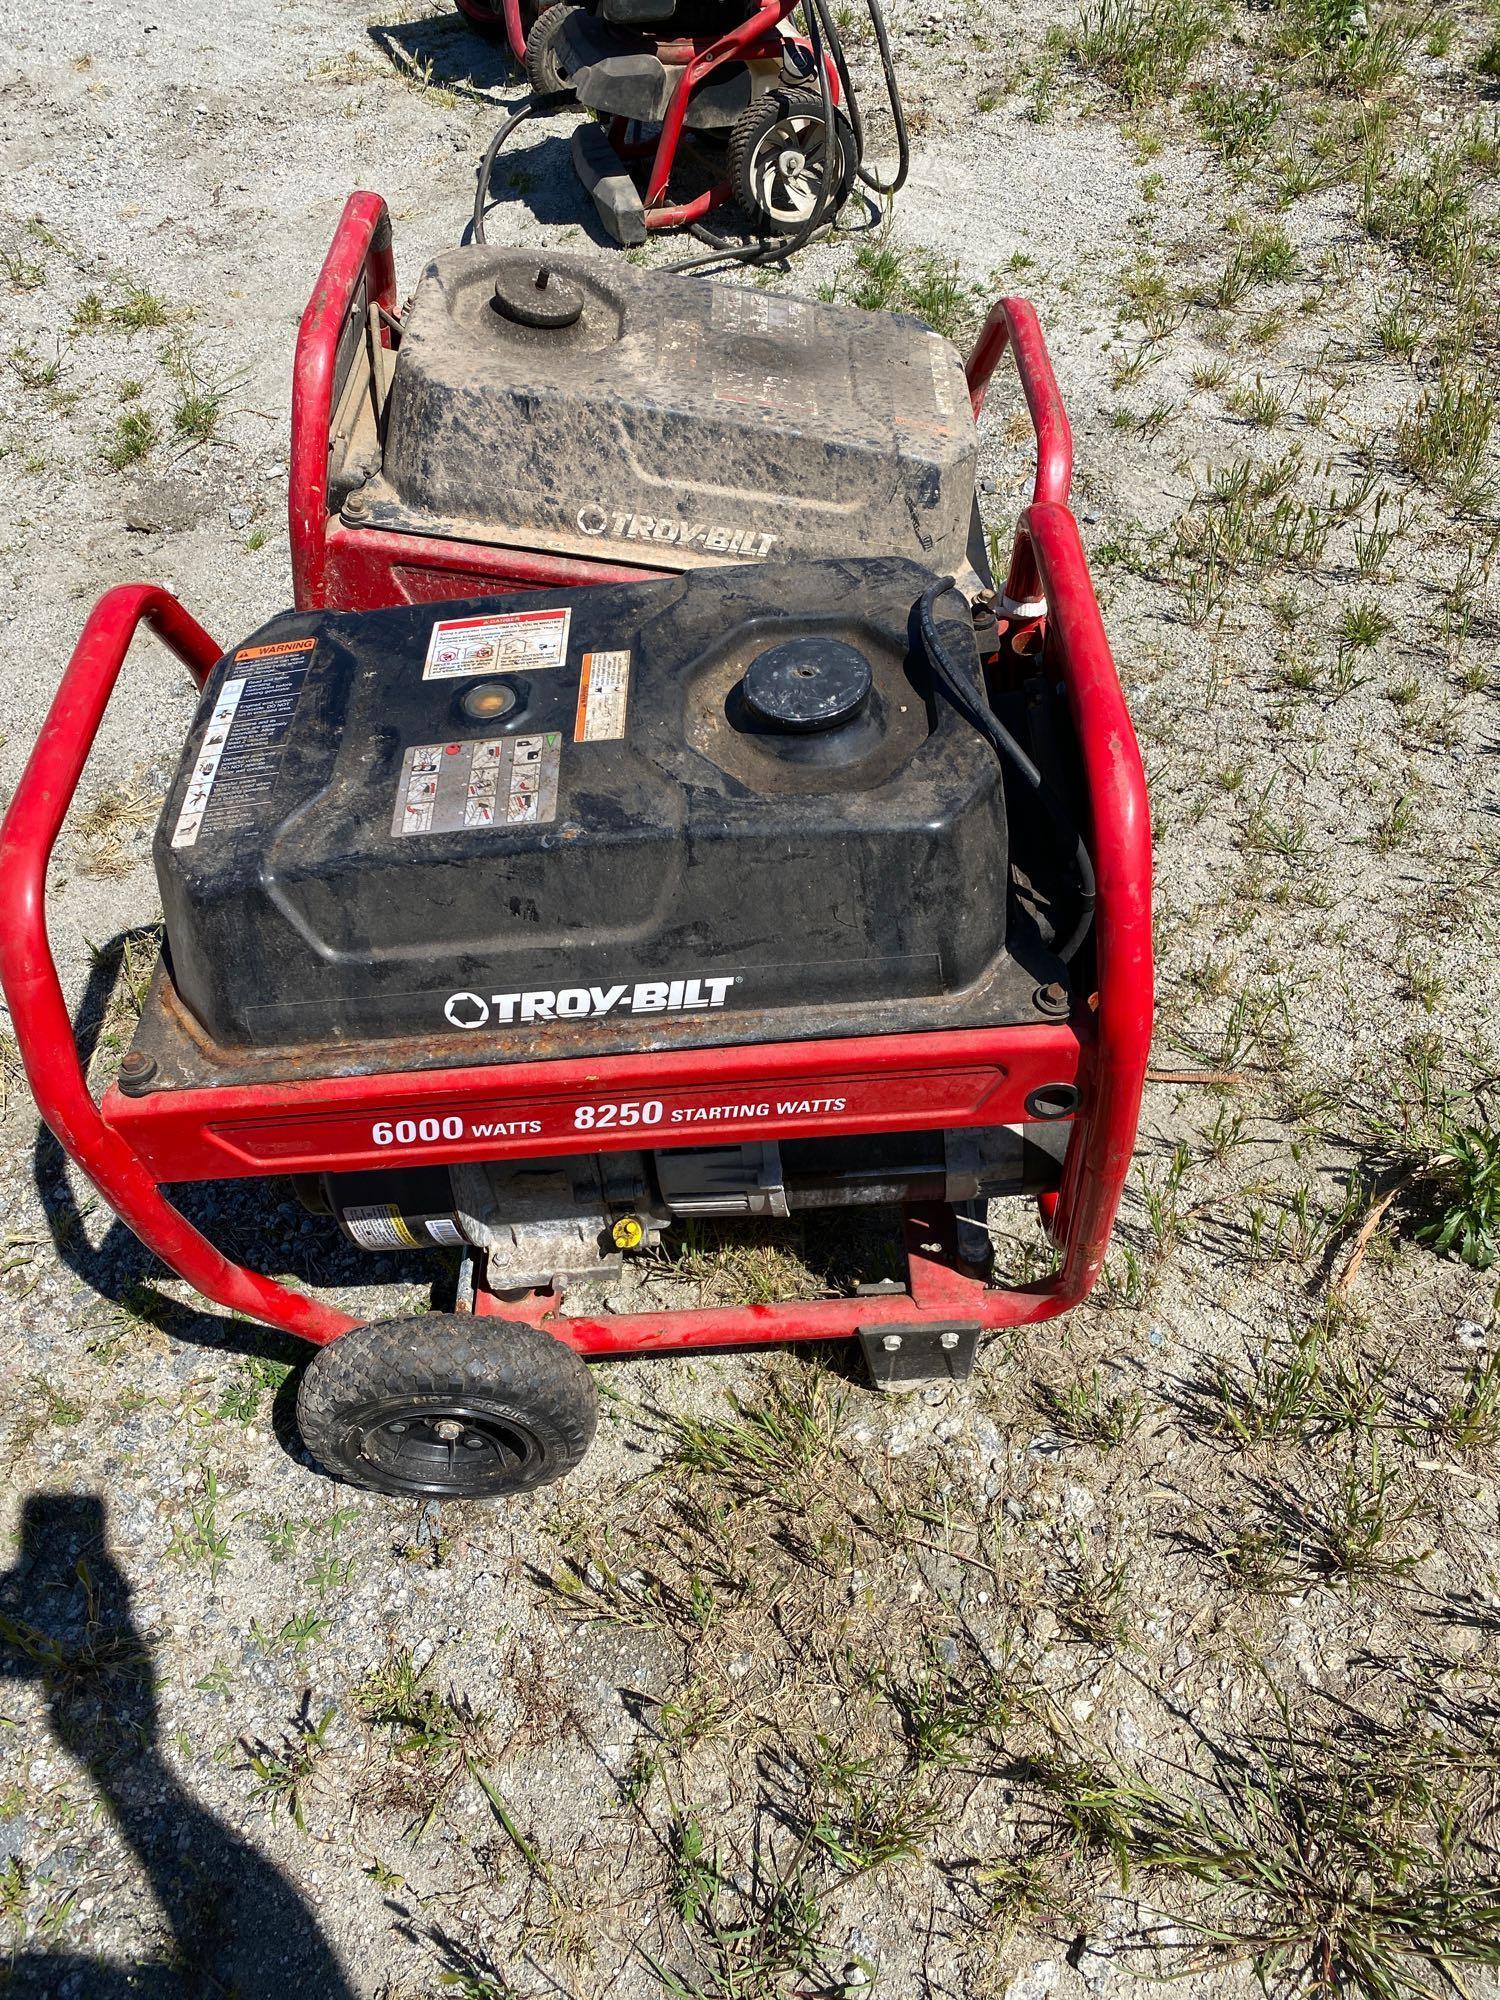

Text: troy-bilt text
xmin=575 ymin=505 xmax=777 ymax=558
xmin=443 ymin=977 xmax=736 ymax=1030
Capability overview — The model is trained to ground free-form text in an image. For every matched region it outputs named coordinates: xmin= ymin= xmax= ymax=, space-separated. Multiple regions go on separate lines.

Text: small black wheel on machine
xmin=295 ymin=1314 xmax=598 ymax=1499
xmin=524 ymin=3 xmax=583 ymax=96
xmin=728 ymin=87 xmax=857 ymax=237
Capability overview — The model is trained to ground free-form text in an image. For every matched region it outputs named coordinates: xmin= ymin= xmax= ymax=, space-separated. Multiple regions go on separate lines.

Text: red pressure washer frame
xmin=589 ymin=0 xmax=829 ymax=234
xmin=290 ymin=193 xmax=1067 ymax=617
xmin=0 ymin=509 xmax=1150 ymax=1359
xmin=463 ymin=0 xmax=826 ymax=234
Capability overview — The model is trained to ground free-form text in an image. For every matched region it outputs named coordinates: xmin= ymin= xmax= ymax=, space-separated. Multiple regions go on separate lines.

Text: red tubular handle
xmin=964 ymin=298 xmax=1074 ymax=607
xmin=289 ymin=191 xmax=397 ymax=614
xmin=646 ymin=0 xmax=801 ymax=208
xmin=0 ymin=587 xmax=360 ymax=1346
xmin=1019 ymin=502 xmax=1153 ymax=1300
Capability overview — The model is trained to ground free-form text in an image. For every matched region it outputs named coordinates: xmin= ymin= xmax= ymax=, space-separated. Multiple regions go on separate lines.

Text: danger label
xmin=392 ymin=734 xmax=561 ymax=837
xmin=170 ymin=639 xmax=315 ymax=850
xmin=423 ymin=607 xmax=571 ymax=680
xmin=574 ymin=651 xmax=630 ymax=741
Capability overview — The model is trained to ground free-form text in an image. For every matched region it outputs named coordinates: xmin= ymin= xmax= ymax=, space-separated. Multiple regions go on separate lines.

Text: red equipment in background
xmin=290 ymin=192 xmax=1074 ymax=618
xmin=454 ymin=0 xmax=872 ymax=246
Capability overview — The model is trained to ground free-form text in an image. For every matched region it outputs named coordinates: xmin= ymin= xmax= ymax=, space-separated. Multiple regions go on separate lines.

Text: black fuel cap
xmin=492 ymin=263 xmax=584 ymax=329
xmin=742 ymin=638 xmax=873 ymax=733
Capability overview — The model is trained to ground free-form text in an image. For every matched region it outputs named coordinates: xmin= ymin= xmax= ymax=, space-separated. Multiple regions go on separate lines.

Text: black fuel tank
xmin=153 ymin=557 xmax=1012 ymax=1053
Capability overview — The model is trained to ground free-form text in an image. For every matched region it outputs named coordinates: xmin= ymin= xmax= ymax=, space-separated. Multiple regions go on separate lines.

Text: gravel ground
xmin=1 ymin=0 xmax=1499 ymax=1993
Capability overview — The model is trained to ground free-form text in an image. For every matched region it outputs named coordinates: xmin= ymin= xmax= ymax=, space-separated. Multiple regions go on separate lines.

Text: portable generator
xmin=455 ymin=0 xmax=906 ymax=247
xmin=0 ymin=525 xmax=1149 ymax=1500
xmin=291 ymin=194 xmax=1053 ymax=617
xmin=2 ymin=183 xmax=1149 ymax=1501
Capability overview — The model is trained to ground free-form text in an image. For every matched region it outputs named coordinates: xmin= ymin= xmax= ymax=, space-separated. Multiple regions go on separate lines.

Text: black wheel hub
xmin=348 ymin=1398 xmax=545 ymax=1497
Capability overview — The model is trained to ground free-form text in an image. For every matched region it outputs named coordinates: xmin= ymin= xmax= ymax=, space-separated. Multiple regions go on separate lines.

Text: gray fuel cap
xmin=492 ymin=263 xmax=584 ymax=329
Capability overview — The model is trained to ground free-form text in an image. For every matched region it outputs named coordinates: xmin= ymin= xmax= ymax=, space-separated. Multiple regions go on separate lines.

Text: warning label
xmin=711 ymin=289 xmax=814 ymax=341
xmin=392 ymin=733 xmax=562 ymax=837
xmin=422 ymin=607 xmax=571 ymax=681
xmin=170 ymin=638 xmax=315 ymax=850
xmin=343 ymin=1204 xmax=464 ymax=1250
xmin=574 ymin=651 xmax=630 ymax=742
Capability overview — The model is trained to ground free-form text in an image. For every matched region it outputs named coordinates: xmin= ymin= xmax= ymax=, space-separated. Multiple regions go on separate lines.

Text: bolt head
xmin=939 ymin=1331 xmax=961 ymax=1350
xmin=433 ymin=1418 xmax=464 ymax=1442
xmin=117 ymin=1051 xmax=158 ymax=1096
xmin=881 ymin=1334 xmax=902 ymax=1352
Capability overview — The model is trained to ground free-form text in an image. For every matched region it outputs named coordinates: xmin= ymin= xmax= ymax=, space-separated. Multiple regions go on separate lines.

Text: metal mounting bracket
xmin=856 ymin=1321 xmax=981 ymax=1395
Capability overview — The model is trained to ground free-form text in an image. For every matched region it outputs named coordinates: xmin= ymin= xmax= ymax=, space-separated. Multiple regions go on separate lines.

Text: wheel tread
xmin=524 ymin=4 xmax=580 ymax=96
xmin=296 ymin=1315 xmax=597 ymax=1499
xmin=728 ymin=87 xmax=855 ymax=236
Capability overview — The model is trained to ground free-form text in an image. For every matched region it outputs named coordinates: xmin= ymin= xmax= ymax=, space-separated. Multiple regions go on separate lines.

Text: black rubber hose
xmin=810 ymin=0 xmax=863 ymax=159
xmin=846 ymin=0 xmax=909 ymax=196
xmin=916 ymin=577 xmax=1097 ymax=965
xmin=471 ymin=92 xmax=572 ymax=246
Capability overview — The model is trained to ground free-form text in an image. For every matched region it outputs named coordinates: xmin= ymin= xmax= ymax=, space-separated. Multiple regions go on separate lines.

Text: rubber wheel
xmin=295 ymin=1314 xmax=597 ymax=1500
xmin=454 ymin=0 xmax=544 ymax=39
xmin=728 ymin=88 xmax=856 ymax=237
xmin=524 ymin=3 xmax=582 ymax=97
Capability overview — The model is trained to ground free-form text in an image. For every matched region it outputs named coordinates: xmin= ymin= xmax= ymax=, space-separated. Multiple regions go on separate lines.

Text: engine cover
xmin=358 ymin=249 xmax=981 ymax=583
xmin=154 ymin=557 xmax=1027 ymax=1057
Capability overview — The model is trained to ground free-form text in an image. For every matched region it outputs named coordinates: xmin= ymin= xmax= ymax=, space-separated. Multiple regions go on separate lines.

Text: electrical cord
xmin=915 ymin=577 xmax=1097 ymax=966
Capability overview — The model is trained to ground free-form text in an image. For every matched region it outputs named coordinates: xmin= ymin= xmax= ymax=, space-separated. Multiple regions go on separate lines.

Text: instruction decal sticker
xmin=422 ymin=607 xmax=571 ymax=680
xmin=170 ymin=636 xmax=316 ymax=849
xmin=392 ymin=734 xmax=562 ymax=837
xmin=574 ymin=650 xmax=630 ymax=742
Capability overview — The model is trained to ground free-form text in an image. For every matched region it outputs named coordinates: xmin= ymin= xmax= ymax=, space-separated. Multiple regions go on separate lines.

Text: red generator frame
xmin=0 ymin=506 xmax=1150 ymax=1365
xmin=290 ymin=192 xmax=1072 ymax=617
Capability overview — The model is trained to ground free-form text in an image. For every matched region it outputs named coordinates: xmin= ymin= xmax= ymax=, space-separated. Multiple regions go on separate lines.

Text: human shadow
xmin=0 ymin=1494 xmax=357 ymax=1997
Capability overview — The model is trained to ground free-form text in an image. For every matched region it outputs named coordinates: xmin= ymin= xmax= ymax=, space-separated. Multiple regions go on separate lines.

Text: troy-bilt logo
xmin=443 ymin=976 xmax=737 ymax=1031
xmin=576 ymin=504 xmax=777 ymax=559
